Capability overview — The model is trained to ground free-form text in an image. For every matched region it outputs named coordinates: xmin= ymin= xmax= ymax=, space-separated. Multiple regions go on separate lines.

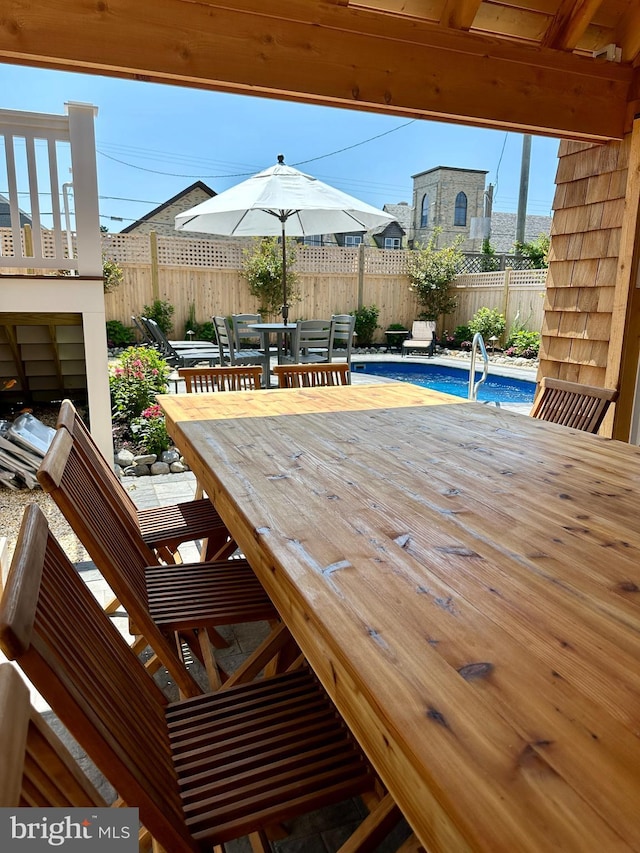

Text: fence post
xmin=357 ymin=243 xmax=365 ymax=309
xmin=502 ymin=267 xmax=512 ymax=323
xmin=23 ymin=224 xmax=34 ymax=275
xmin=150 ymin=230 xmax=159 ymax=300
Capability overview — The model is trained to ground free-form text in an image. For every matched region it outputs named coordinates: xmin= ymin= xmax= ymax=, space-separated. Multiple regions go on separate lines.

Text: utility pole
xmin=515 ymin=134 xmax=531 ymax=249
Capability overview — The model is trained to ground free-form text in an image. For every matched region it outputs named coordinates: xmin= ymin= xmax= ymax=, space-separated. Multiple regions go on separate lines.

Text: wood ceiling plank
xmin=614 ymin=4 xmax=640 ymax=64
xmin=0 ymin=0 xmax=632 ymax=140
xmin=439 ymin=0 xmax=483 ymax=30
xmin=541 ymin=0 xmax=605 ymax=50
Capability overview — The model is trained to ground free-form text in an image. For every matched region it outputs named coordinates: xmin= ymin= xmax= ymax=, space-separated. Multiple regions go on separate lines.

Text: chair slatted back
xmin=37 ymin=422 xmax=202 ymax=698
xmin=274 ymin=363 xmax=350 ymax=388
xmin=179 ymin=365 xmax=262 ymax=393
xmin=213 ymin=315 xmax=234 ymax=364
xmin=0 ymin=506 xmax=194 ymax=852
xmin=530 ymin=377 xmax=618 ymax=434
xmin=291 ymin=319 xmax=334 ymax=362
xmin=0 ymin=663 xmax=108 ymax=809
xmin=232 ymin=313 xmax=262 ymax=350
xmin=330 ymin=314 xmax=356 ymax=372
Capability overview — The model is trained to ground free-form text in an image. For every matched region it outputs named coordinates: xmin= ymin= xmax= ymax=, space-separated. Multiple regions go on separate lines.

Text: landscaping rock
xmin=133 ymin=453 xmax=156 ymax=466
xmin=128 ymin=464 xmax=151 ymax=477
xmin=150 ymin=461 xmax=171 ymax=475
xmin=114 ymin=448 xmax=135 ymax=467
xmin=161 ymin=449 xmax=181 ymax=464
xmin=170 ymin=461 xmax=189 ymax=473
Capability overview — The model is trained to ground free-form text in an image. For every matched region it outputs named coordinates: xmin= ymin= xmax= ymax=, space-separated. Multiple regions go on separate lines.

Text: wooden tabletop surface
xmin=158 ymin=385 xmax=640 ymax=852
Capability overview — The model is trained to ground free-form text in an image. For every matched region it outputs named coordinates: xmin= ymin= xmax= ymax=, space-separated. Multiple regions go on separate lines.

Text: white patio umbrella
xmin=175 ymin=155 xmax=395 ymax=323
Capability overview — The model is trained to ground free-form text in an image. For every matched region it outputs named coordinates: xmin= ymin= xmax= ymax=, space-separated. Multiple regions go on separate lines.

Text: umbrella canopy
xmin=175 ymin=155 xmax=395 ymax=322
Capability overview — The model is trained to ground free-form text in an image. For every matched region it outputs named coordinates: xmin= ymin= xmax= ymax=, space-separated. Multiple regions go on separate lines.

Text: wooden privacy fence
xmin=2 ymin=230 xmax=547 ymax=342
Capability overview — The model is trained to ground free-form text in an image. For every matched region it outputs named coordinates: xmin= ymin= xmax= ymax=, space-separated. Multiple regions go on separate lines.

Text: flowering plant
xmin=109 ymin=346 xmax=170 ymax=422
xmin=131 ymin=404 xmax=171 ymax=457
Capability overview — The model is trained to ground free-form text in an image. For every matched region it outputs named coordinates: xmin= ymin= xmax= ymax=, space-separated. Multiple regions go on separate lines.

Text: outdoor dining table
xmin=247 ymin=322 xmax=295 ymax=387
xmin=158 ymin=383 xmax=640 ymax=852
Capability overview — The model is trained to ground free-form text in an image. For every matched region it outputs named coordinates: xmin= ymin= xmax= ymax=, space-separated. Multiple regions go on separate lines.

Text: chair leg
xmin=248 ymin=830 xmax=271 ymax=853
xmin=336 ymin=793 xmax=401 ymax=853
xmin=104 ymin=595 xmax=121 ymax=614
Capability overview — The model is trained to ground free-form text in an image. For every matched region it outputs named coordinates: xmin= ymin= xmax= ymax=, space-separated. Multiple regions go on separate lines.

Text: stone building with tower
xmin=411 ymin=166 xmax=488 ymax=251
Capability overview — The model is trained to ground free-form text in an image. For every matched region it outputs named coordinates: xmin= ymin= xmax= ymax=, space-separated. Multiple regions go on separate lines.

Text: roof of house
xmin=0 ymin=194 xmax=32 ymax=228
xmin=383 ymin=202 xmax=412 ymax=231
xmin=119 ymin=181 xmax=216 ymax=233
xmin=490 ymin=211 xmax=552 ymax=253
xmin=411 ymin=166 xmax=489 ymax=179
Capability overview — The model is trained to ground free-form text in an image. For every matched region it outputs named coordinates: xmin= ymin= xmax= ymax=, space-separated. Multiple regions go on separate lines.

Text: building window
xmin=454 ymin=192 xmax=467 ymax=227
xmin=420 ymin=195 xmax=429 ymax=228
xmin=345 ymin=235 xmax=363 ymax=246
xmin=384 ymin=237 xmax=401 ymax=249
xmin=303 ymin=235 xmax=323 ymax=246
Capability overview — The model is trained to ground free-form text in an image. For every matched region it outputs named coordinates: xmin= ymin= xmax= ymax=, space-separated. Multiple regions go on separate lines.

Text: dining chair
xmin=0 ymin=504 xmax=379 ymax=853
xmin=530 ymin=377 xmax=618 ymax=434
xmin=179 ymin=364 xmax=262 ymax=393
xmin=213 ymin=316 xmax=269 ymax=373
xmin=232 ymin=313 xmax=263 ymax=350
xmin=286 ymin=319 xmax=335 ymax=364
xmin=0 ymin=663 xmax=156 ymax=850
xmin=39 ymin=407 xmax=282 ymax=693
xmin=55 ymin=399 xmax=231 ymax=564
xmin=401 ymin=321 xmax=436 ymax=357
xmin=330 ymin=314 xmax=356 ymax=375
xmin=274 ymin=363 xmax=350 ymax=388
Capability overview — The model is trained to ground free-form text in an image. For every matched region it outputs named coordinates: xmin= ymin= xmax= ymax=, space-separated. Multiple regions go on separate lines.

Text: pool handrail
xmin=468 ymin=333 xmax=489 ymax=401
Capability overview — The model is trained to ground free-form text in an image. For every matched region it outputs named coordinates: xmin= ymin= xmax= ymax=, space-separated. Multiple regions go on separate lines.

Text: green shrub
xmin=142 ymin=299 xmax=174 ymax=336
xmin=183 ymin=303 xmax=215 ymax=342
xmin=505 ymin=329 xmax=540 ymax=358
xmin=406 ymin=229 xmax=463 ymax=320
xmin=453 ymin=325 xmax=472 ymax=346
xmin=386 ymin=322 xmax=407 ymax=348
xmin=513 ymin=233 xmax=550 ymax=268
xmin=468 ymin=307 xmax=506 ymax=341
xmin=131 ymin=403 xmax=171 ymax=457
xmin=351 ymin=305 xmax=379 ymax=347
xmin=109 ymin=346 xmax=171 ymax=422
xmin=479 ymin=239 xmax=500 ymax=272
xmin=102 ymin=255 xmax=124 ymax=293
xmin=105 ymin=320 xmax=134 ymax=348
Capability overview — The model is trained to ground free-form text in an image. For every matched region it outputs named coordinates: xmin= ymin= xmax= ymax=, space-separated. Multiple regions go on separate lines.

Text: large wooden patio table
xmin=158 ymin=383 xmax=640 ymax=852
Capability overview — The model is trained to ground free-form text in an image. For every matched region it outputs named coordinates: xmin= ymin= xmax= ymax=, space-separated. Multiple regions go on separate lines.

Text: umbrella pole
xmin=280 ymin=217 xmax=289 ymax=325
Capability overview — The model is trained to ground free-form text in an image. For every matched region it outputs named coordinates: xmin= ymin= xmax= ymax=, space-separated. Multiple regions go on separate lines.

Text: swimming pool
xmin=353 ymin=361 xmax=536 ymax=404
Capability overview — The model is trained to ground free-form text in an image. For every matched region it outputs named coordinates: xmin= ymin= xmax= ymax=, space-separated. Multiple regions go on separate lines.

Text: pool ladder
xmin=468 ymin=333 xmax=499 ymax=405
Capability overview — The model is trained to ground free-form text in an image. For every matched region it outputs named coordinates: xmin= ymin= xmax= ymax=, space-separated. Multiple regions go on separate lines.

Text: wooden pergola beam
xmin=541 ymin=0 xmax=605 ymax=51
xmin=0 ymin=0 xmax=632 ymax=141
xmin=439 ymin=0 xmax=483 ymax=31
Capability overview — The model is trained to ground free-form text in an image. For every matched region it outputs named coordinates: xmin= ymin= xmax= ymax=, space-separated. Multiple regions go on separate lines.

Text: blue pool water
xmin=354 ymin=361 xmax=536 ymax=404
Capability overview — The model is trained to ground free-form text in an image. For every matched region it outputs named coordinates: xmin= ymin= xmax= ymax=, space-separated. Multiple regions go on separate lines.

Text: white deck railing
xmin=0 ymin=102 xmax=101 ymax=276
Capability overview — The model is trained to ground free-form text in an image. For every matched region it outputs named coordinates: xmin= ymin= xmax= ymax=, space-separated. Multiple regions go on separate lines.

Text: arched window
xmin=420 ymin=194 xmax=429 ymax=228
xmin=454 ymin=192 xmax=467 ymax=226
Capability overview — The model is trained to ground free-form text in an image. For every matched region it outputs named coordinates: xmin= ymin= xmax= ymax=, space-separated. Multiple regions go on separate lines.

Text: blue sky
xmin=1 ymin=62 xmax=560 ymax=232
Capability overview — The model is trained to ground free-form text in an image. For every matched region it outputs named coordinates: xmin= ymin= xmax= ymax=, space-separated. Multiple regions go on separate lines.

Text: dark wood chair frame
xmin=273 ymin=363 xmax=350 ymax=388
xmin=0 ymin=505 xmax=382 ymax=853
xmin=178 ymin=365 xmax=263 ymax=394
xmin=38 ymin=414 xmax=285 ymax=695
xmin=530 ymin=377 xmax=618 ymax=434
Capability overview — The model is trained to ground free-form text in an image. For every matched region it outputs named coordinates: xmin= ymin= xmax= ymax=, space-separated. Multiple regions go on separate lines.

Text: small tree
xmin=406 ymin=230 xmax=463 ymax=321
xmin=241 ymin=237 xmax=299 ymax=317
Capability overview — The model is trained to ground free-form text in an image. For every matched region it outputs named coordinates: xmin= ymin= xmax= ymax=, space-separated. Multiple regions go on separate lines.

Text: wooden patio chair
xmin=37 ymin=424 xmax=283 ymax=694
xmin=0 ymin=663 xmax=156 ymax=850
xmin=179 ymin=365 xmax=262 ymax=393
xmin=530 ymin=377 xmax=618 ymax=434
xmin=231 ymin=313 xmax=263 ymax=351
xmin=401 ymin=321 xmax=436 ymax=357
xmin=213 ymin=316 xmax=268 ymax=370
xmin=56 ymin=399 xmax=231 ymax=564
xmin=0 ymin=504 xmax=379 ymax=853
xmin=274 ymin=363 xmax=350 ymax=388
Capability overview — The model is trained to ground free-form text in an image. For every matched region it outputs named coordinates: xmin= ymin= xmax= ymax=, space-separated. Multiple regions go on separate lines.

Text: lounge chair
xmin=402 ymin=321 xmax=436 ymax=357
